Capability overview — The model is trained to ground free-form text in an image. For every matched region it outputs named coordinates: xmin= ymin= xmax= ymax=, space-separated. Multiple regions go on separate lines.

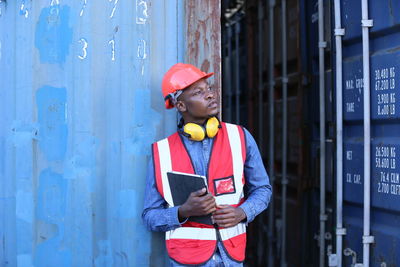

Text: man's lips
xmin=208 ymin=100 xmax=219 ymax=108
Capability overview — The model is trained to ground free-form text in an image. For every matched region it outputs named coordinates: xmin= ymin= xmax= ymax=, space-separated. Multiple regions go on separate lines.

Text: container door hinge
xmin=336 ymin=228 xmax=346 ymax=235
xmin=361 ymin=19 xmax=373 ymax=28
xmin=328 ymin=254 xmax=338 ymax=267
xmin=334 ymin=28 xmax=345 ymax=36
xmin=363 ymin=235 xmax=374 ymax=244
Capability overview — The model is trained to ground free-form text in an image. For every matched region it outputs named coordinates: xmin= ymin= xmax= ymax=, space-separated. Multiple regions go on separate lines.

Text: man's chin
xmin=208 ymin=111 xmax=220 ymax=118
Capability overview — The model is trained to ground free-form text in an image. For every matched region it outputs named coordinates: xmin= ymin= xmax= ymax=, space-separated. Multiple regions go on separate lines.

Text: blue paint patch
xmin=17 ymin=254 xmax=33 ymax=267
xmin=16 ymin=190 xmax=33 ymax=223
xmin=36 ymin=168 xmax=67 ymax=224
xmin=64 ymin=134 xmax=97 ymax=192
xmin=35 ymin=5 xmax=73 ymax=64
xmin=16 ymin=219 xmax=33 ymax=254
xmin=34 ymin=230 xmax=72 ymax=267
xmin=128 ymin=89 xmax=161 ymax=156
xmin=117 ymin=190 xmax=137 ymax=219
xmin=36 ymin=86 xmax=68 ymax=161
xmin=94 ymin=240 xmax=114 ymax=267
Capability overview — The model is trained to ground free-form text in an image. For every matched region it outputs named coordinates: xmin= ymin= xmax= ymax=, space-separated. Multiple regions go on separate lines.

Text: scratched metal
xmin=185 ymin=0 xmax=222 ymax=112
xmin=0 ymin=0 xmax=184 ymax=266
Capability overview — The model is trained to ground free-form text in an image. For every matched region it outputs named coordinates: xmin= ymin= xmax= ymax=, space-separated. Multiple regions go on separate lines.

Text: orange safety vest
xmin=152 ymin=122 xmax=247 ymax=265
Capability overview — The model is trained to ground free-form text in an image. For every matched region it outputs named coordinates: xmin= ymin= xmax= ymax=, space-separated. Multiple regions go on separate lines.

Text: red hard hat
xmin=162 ymin=63 xmax=214 ymax=109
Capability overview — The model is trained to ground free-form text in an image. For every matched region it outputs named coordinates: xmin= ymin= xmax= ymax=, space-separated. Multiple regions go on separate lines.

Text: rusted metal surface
xmin=185 ymin=0 xmax=222 ymax=112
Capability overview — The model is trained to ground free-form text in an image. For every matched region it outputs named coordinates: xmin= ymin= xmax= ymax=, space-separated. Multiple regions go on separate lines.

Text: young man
xmin=142 ymin=63 xmax=272 ymax=266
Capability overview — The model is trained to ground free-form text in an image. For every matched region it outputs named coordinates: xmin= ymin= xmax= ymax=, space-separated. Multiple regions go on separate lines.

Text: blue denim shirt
xmin=142 ymin=127 xmax=272 ymax=266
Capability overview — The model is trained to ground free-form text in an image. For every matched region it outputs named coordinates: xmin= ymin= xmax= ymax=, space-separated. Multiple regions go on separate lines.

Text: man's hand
xmin=178 ymin=188 xmax=216 ymax=221
xmin=212 ymin=205 xmax=247 ymax=228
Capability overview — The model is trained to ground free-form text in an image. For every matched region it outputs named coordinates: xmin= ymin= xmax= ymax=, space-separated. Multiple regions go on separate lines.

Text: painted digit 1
xmin=109 ymin=39 xmax=115 ymax=61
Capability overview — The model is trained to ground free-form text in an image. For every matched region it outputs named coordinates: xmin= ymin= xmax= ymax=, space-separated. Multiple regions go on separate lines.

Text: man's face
xmin=176 ymin=78 xmax=219 ymax=123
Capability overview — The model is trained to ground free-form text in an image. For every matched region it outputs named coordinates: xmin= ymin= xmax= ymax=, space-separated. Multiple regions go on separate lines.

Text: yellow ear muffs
xmin=205 ymin=116 xmax=220 ymax=139
xmin=183 ymin=123 xmax=206 ymax=141
xmin=183 ymin=117 xmax=220 ymax=141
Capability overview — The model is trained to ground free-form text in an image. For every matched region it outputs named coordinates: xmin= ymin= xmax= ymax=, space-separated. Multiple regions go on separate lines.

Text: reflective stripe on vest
xmin=152 ymin=122 xmax=247 ymax=265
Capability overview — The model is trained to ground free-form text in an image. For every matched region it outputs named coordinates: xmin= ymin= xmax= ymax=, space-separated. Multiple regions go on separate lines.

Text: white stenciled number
xmin=20 ymin=0 xmax=29 ymax=18
xmin=50 ymin=0 xmax=60 ymax=6
xmin=137 ymin=39 xmax=147 ymax=60
xmin=136 ymin=0 xmax=148 ymax=24
xmin=80 ymin=0 xmax=87 ymax=17
xmin=78 ymin=38 xmax=88 ymax=60
xmin=109 ymin=39 xmax=115 ymax=61
xmin=109 ymin=0 xmax=118 ymax=18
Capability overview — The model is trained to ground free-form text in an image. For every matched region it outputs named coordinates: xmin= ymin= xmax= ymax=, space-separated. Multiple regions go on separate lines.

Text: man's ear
xmin=176 ymin=101 xmax=187 ymax=113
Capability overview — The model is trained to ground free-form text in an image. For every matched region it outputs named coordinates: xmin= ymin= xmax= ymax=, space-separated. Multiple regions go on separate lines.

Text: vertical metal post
xmin=235 ymin=22 xmax=241 ymax=124
xmin=361 ymin=0 xmax=374 ymax=265
xmin=268 ymin=0 xmax=276 ymax=266
xmin=281 ymin=0 xmax=288 ymax=266
xmin=258 ymin=0 xmax=264 ymax=154
xmin=318 ymin=0 xmax=327 ymax=266
xmin=227 ymin=26 xmax=233 ymax=123
xmin=333 ymin=0 xmax=346 ymax=266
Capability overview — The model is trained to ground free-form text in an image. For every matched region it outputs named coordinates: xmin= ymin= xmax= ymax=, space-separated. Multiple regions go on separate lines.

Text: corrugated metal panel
xmin=342 ymin=0 xmax=400 ymax=265
xmin=185 ymin=0 xmax=222 ymax=111
xmin=0 ymin=1 xmax=184 ymax=266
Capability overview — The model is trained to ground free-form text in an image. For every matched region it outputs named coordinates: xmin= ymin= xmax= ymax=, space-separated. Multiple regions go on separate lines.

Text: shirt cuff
xmin=170 ymin=206 xmax=188 ymax=226
xmin=239 ymin=201 xmax=256 ymax=224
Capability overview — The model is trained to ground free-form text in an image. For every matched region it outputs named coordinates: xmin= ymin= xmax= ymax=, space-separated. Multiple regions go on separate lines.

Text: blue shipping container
xmin=341 ymin=0 xmax=400 ymax=265
xmin=0 ymin=0 xmax=187 ymax=266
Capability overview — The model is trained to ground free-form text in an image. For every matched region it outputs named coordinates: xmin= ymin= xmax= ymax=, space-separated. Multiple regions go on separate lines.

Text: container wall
xmin=0 ymin=1 xmax=184 ymax=266
xmin=341 ymin=0 xmax=400 ymax=265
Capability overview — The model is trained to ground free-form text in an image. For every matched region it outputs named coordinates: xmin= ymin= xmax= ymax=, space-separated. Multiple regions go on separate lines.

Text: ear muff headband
xmin=183 ymin=117 xmax=220 ymax=141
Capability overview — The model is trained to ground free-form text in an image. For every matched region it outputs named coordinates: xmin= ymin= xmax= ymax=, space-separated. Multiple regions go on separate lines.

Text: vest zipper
xmin=214 ymin=224 xmax=222 ymax=241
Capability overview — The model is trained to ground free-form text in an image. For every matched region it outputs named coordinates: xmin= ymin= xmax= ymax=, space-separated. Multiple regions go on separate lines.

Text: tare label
xmin=343 ymin=58 xmax=363 ymax=121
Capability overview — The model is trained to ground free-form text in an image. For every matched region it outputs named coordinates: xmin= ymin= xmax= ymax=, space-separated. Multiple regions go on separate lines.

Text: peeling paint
xmin=117 ymin=190 xmax=137 ymax=219
xmin=129 ymin=89 xmax=161 ymax=156
xmin=94 ymin=240 xmax=114 ymax=267
xmin=36 ymin=86 xmax=68 ymax=161
xmin=36 ymin=169 xmax=67 ymax=224
xmin=2 ymin=1 xmax=184 ymax=265
xmin=17 ymin=254 xmax=33 ymax=267
xmin=35 ymin=5 xmax=73 ymax=64
xmin=16 ymin=190 xmax=33 ymax=223
xmin=34 ymin=229 xmax=72 ymax=267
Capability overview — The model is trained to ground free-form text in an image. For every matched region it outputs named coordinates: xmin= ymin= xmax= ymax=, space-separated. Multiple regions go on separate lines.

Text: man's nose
xmin=205 ymin=89 xmax=215 ymax=99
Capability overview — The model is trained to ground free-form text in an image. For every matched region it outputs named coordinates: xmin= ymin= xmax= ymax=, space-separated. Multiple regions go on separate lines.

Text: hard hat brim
xmin=165 ymin=71 xmax=214 ymax=109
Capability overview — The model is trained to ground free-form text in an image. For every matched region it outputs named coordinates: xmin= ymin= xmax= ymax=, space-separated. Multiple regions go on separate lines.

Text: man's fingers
xmin=192 ymin=187 xmax=207 ymax=197
xmin=214 ymin=206 xmax=234 ymax=215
